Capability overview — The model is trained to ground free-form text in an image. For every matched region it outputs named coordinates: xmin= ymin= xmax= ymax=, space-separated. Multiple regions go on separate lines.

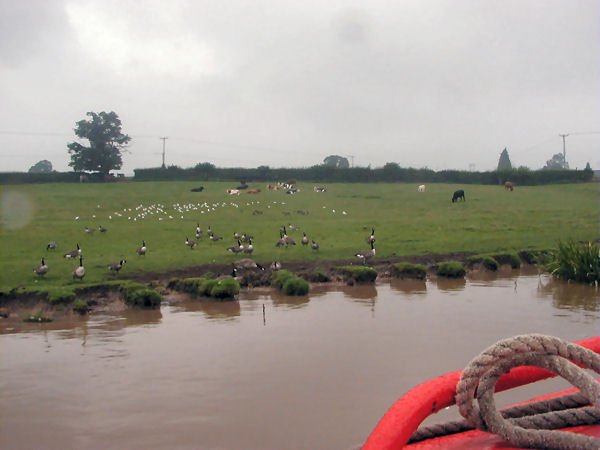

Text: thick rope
xmin=408 ymin=335 xmax=600 ymax=446
xmin=408 ymin=393 xmax=597 ymax=443
xmin=455 ymin=334 xmax=599 ymax=450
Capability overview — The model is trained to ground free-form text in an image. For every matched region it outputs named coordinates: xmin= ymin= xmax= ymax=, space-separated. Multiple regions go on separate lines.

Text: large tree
xmin=28 ymin=159 xmax=53 ymax=173
xmin=323 ymin=155 xmax=350 ymax=168
xmin=67 ymin=111 xmax=131 ymax=175
xmin=497 ymin=148 xmax=512 ymax=171
xmin=543 ymin=153 xmax=569 ymax=170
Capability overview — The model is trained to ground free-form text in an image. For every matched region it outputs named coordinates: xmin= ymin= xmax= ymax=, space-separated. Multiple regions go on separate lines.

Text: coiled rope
xmin=409 ymin=334 xmax=599 ymax=449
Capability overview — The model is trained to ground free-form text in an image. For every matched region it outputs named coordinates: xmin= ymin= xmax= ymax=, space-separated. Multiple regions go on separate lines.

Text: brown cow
xmin=504 ymin=181 xmax=514 ymax=191
xmin=247 ymin=189 xmax=261 ymax=194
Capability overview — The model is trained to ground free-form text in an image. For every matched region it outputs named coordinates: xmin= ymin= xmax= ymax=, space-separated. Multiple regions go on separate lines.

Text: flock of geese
xmin=34 ymin=234 xmax=147 ymax=281
xmin=33 ymin=222 xmax=377 ymax=281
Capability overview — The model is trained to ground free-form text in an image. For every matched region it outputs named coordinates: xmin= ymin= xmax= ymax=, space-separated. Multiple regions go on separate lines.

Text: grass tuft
xmin=334 ymin=266 xmax=378 ymax=284
xmin=436 ymin=261 xmax=466 ymax=278
xmin=390 ymin=262 xmax=427 ymax=279
xmin=545 ymin=240 xmax=600 ymax=285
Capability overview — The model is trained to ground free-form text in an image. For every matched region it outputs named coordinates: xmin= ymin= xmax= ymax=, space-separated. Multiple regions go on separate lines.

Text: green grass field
xmin=1 ymin=181 xmax=598 ymax=291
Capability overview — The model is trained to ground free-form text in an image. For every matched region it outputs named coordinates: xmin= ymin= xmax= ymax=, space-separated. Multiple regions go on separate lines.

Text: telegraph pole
xmin=559 ymin=133 xmax=569 ymax=168
xmin=159 ymin=136 xmax=168 ymax=168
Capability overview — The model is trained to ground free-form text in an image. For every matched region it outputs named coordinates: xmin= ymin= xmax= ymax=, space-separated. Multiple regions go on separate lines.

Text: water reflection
xmin=340 ymin=284 xmax=378 ymax=300
xmin=389 ymin=278 xmax=427 ymax=295
xmin=537 ymin=278 xmax=599 ymax=312
xmin=270 ymin=290 xmax=310 ymax=309
xmin=435 ymin=277 xmax=467 ymax=291
xmin=186 ymin=299 xmax=241 ymax=320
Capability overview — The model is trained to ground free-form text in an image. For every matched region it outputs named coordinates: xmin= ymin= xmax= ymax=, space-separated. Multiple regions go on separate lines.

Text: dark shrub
xmin=390 ymin=262 xmax=427 ymax=279
xmin=436 ymin=262 xmax=466 ymax=278
xmin=490 ymin=252 xmax=521 ymax=269
xmin=271 ymin=270 xmax=295 ymax=289
xmin=304 ymin=269 xmax=331 ymax=282
xmin=72 ymin=299 xmax=89 ymax=314
xmin=271 ymin=270 xmax=310 ymax=295
xmin=282 ymin=278 xmax=310 ymax=295
xmin=120 ymin=282 xmax=162 ymax=308
xmin=334 ymin=266 xmax=378 ymax=283
xmin=466 ymin=255 xmax=499 ymax=271
xmin=210 ymin=278 xmax=240 ymax=300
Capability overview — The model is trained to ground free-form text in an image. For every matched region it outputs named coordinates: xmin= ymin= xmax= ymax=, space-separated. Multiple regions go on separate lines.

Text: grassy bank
xmin=1 ymin=181 xmax=597 ymax=291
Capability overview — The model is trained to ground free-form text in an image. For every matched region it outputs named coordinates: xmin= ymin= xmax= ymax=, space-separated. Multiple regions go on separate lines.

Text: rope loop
xmin=456 ymin=334 xmax=599 ymax=450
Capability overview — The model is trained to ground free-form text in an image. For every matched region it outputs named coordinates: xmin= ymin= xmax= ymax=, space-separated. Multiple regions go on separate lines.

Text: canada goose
xmin=227 ymin=240 xmax=244 ymax=253
xmin=234 ymin=258 xmax=266 ymax=271
xmin=195 ymin=231 xmax=203 ymax=239
xmin=72 ymin=256 xmax=85 ymax=280
xmin=207 ymin=225 xmax=213 ymax=236
xmin=64 ymin=243 xmax=81 ymax=258
xmin=210 ymin=234 xmax=223 ymax=241
xmin=243 ymin=239 xmax=253 ymax=254
xmin=301 ymin=232 xmax=309 ymax=245
xmin=367 ymin=228 xmax=376 ymax=244
xmin=282 ymin=227 xmax=296 ymax=246
xmin=34 ymin=257 xmax=49 ymax=276
xmin=137 ymin=241 xmax=147 ymax=256
xmin=355 ymin=241 xmax=375 ymax=264
xmin=98 ymin=225 xmax=107 ymax=233
xmin=275 ymin=229 xmax=286 ymax=247
xmin=185 ymin=237 xmax=196 ymax=249
xmin=108 ymin=259 xmax=126 ymax=273
xmin=270 ymin=261 xmax=282 ymax=270
xmin=288 ymin=224 xmax=300 ymax=231
xmin=85 ymin=226 xmax=95 ymax=234
xmin=196 ymin=223 xmax=202 ymax=234
xmin=46 ymin=241 xmax=57 ymax=250
xmin=233 ymin=231 xmax=240 ymax=240
xmin=311 ymin=240 xmax=319 ymax=250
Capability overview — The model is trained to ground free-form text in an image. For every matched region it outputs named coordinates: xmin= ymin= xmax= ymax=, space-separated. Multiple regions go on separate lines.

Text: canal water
xmin=1 ymin=267 xmax=598 ymax=449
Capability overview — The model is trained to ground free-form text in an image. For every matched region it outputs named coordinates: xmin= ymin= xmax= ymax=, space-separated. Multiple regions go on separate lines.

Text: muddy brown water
xmin=1 ymin=267 xmax=598 ymax=449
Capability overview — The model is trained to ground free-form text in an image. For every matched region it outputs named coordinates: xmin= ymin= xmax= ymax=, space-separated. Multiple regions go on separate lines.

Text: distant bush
xmin=334 ymin=266 xmax=378 ymax=284
xmin=167 ymin=276 xmax=239 ymax=300
xmin=518 ymin=249 xmax=554 ymax=265
xmin=271 ymin=270 xmax=296 ymax=290
xmin=72 ymin=299 xmax=89 ymax=314
xmin=210 ymin=278 xmax=240 ymax=300
xmin=545 ymin=241 xmax=600 ymax=285
xmin=304 ymin=269 xmax=331 ymax=282
xmin=120 ymin=282 xmax=161 ymax=308
xmin=282 ymin=277 xmax=310 ymax=295
xmin=436 ymin=262 xmax=466 ymax=278
xmin=390 ymin=262 xmax=427 ymax=279
xmin=466 ymin=255 xmax=499 ymax=271
xmin=271 ymin=270 xmax=310 ymax=295
xmin=489 ymin=252 xmax=521 ymax=269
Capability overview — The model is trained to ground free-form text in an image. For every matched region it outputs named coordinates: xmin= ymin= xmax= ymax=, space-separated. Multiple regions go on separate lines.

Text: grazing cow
xmin=247 ymin=189 xmax=261 ymax=194
xmin=313 ymin=186 xmax=327 ymax=193
xmin=452 ymin=189 xmax=465 ymax=202
xmin=286 ymin=189 xmax=300 ymax=195
xmin=227 ymin=189 xmax=241 ymax=195
xmin=190 ymin=186 xmax=204 ymax=192
xmin=267 ymin=184 xmax=280 ymax=190
xmin=237 ymin=183 xmax=249 ymax=190
xmin=417 ymin=184 xmax=426 ymax=192
xmin=504 ymin=181 xmax=514 ymax=191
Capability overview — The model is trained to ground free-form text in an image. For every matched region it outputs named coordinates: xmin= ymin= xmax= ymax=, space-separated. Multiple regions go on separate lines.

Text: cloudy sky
xmin=1 ymin=0 xmax=598 ymax=174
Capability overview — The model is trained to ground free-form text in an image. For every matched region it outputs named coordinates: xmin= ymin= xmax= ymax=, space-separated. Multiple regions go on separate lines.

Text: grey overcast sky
xmin=1 ymin=0 xmax=598 ymax=174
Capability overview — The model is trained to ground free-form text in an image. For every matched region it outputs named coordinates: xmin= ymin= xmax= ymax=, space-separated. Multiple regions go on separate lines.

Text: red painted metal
xmin=363 ymin=336 xmax=599 ymax=450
